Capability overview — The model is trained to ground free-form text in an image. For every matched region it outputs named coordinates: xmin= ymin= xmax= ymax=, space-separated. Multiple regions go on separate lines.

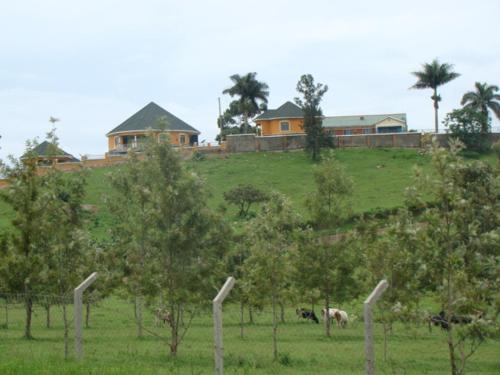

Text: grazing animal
xmin=296 ymin=308 xmax=319 ymax=324
xmin=322 ymin=307 xmax=349 ymax=328
xmin=430 ymin=311 xmax=472 ymax=331
xmin=155 ymin=308 xmax=172 ymax=327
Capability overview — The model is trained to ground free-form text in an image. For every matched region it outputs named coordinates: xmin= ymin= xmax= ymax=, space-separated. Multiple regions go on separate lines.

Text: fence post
xmin=213 ymin=276 xmax=235 ymax=375
xmin=364 ymin=279 xmax=388 ymax=375
xmin=74 ymin=272 xmax=98 ymax=360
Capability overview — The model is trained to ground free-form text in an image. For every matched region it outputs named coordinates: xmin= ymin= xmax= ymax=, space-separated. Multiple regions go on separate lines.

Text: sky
xmin=1 ymin=0 xmax=499 ymax=160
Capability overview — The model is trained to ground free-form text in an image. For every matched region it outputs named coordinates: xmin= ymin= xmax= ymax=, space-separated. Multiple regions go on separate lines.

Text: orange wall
xmin=258 ymin=118 xmax=304 ymax=136
xmin=107 ymin=131 xmax=194 ymax=151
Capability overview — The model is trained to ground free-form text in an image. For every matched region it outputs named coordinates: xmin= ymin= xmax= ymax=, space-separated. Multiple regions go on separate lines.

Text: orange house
xmin=254 ymin=101 xmax=305 ymax=136
xmin=106 ymin=102 xmax=200 ymax=154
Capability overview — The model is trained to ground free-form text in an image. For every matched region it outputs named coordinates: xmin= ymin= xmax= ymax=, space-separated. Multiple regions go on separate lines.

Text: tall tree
xmin=222 ymin=72 xmax=269 ymax=134
xmin=294 ymin=74 xmax=328 ymax=161
xmin=411 ymin=59 xmax=460 ymax=133
xmin=461 ymin=82 xmax=500 ymax=125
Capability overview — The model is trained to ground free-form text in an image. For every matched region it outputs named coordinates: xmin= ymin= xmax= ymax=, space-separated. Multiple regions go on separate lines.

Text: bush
xmin=492 ymin=141 xmax=500 ymax=160
xmin=191 ymin=150 xmax=206 ymax=161
xmin=445 ymin=107 xmax=491 ymax=153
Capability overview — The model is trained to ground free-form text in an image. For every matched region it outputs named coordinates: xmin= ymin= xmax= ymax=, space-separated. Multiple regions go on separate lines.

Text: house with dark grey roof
xmin=28 ymin=141 xmax=79 ymax=164
xmin=254 ymin=101 xmax=304 ymax=136
xmin=254 ymin=101 xmax=407 ymax=136
xmin=106 ymin=102 xmax=200 ymax=153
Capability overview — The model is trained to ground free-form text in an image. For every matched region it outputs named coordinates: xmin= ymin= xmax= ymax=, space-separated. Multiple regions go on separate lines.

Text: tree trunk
xmin=279 ymin=302 xmax=285 ymax=324
xmin=4 ymin=301 xmax=8 ymax=329
xmin=170 ymin=312 xmax=178 ymax=357
xmin=85 ymin=302 xmax=90 ymax=328
xmin=134 ymin=296 xmax=143 ymax=338
xmin=272 ymin=291 xmax=278 ymax=361
xmin=324 ymin=296 xmax=331 ymax=337
xmin=243 ymin=113 xmax=249 ymax=134
xmin=383 ymin=322 xmax=388 ymax=361
xmin=248 ymin=305 xmax=254 ymax=324
xmin=62 ymin=304 xmax=69 ymax=360
xmin=24 ymin=297 xmax=33 ymax=339
xmin=45 ymin=305 xmax=51 ymax=329
xmin=240 ymin=299 xmax=244 ymax=338
xmin=434 ymin=87 xmax=439 ymax=134
xmin=447 ymin=327 xmax=458 ymax=375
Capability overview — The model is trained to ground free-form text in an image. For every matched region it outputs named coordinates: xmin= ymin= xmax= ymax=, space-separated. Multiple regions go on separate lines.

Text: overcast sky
xmin=1 ymin=0 xmax=499 ymax=159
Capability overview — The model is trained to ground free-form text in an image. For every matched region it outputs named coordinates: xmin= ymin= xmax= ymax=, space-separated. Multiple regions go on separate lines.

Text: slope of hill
xmin=1 ymin=148 xmax=495 ymax=238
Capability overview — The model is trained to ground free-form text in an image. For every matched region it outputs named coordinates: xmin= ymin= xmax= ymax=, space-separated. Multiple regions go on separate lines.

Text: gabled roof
xmin=322 ymin=113 xmax=406 ymax=128
xmin=31 ymin=141 xmax=79 ymax=162
xmin=106 ymin=102 xmax=200 ymax=136
xmin=254 ymin=101 xmax=303 ymax=121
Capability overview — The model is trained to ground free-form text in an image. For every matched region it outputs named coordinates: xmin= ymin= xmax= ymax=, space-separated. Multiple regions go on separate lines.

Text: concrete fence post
xmin=213 ymin=276 xmax=235 ymax=375
xmin=364 ymin=279 xmax=388 ymax=375
xmin=74 ymin=272 xmax=98 ymax=360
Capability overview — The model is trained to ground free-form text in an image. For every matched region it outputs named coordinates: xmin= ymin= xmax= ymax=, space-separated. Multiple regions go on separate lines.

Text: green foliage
xmin=223 ymin=184 xmax=268 ymax=218
xmin=306 ymin=153 xmax=353 ymax=228
xmin=445 ymin=107 xmax=491 ymax=153
xmin=295 ymin=74 xmax=328 ymax=161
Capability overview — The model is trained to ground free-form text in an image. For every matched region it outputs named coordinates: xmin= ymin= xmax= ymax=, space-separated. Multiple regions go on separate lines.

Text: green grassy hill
xmin=1 ymin=148 xmax=496 ymax=237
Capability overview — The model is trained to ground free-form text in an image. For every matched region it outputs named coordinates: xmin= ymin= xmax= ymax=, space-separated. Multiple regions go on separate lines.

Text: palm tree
xmin=411 ymin=59 xmax=460 ymax=133
xmin=461 ymin=82 xmax=500 ymax=127
xmin=223 ymin=73 xmax=269 ymax=133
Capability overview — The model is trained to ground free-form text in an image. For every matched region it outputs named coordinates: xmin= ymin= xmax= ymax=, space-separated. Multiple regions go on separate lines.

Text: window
xmin=344 ymin=129 xmax=353 ymax=135
xmin=114 ymin=136 xmax=121 ymax=146
xmin=362 ymin=128 xmax=372 ymax=134
xmin=280 ymin=121 xmax=290 ymax=132
xmin=179 ymin=134 xmax=186 ymax=144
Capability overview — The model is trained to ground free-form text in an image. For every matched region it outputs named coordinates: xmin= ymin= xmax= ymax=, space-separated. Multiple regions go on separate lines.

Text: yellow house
xmin=254 ymin=101 xmax=305 ymax=136
xmin=106 ymin=102 xmax=200 ymax=154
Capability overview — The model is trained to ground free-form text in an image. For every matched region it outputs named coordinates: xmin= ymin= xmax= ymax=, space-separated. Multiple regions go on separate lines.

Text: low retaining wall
xmin=226 ymin=132 xmax=500 ymax=152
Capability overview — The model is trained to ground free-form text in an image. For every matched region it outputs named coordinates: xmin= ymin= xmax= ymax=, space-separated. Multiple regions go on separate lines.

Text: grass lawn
xmin=0 ymin=297 xmax=499 ymax=374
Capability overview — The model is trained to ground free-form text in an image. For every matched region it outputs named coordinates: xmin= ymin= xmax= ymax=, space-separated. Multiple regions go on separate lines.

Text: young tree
xmin=109 ymin=134 xmax=230 ymax=356
xmin=305 ymin=153 xmax=353 ymax=228
xmin=42 ymin=147 xmax=88 ymax=359
xmin=293 ymin=231 xmax=360 ymax=337
xmin=243 ymin=192 xmax=299 ymax=361
xmin=107 ymin=145 xmax=159 ymax=338
xmin=0 ymin=141 xmax=49 ymax=339
xmin=223 ymin=73 xmax=269 ymax=134
xmin=402 ymin=139 xmax=499 ymax=375
xmin=223 ymin=184 xmax=268 ymax=218
xmin=411 ymin=59 xmax=460 ymax=133
xmin=294 ymin=74 xmax=328 ymax=161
